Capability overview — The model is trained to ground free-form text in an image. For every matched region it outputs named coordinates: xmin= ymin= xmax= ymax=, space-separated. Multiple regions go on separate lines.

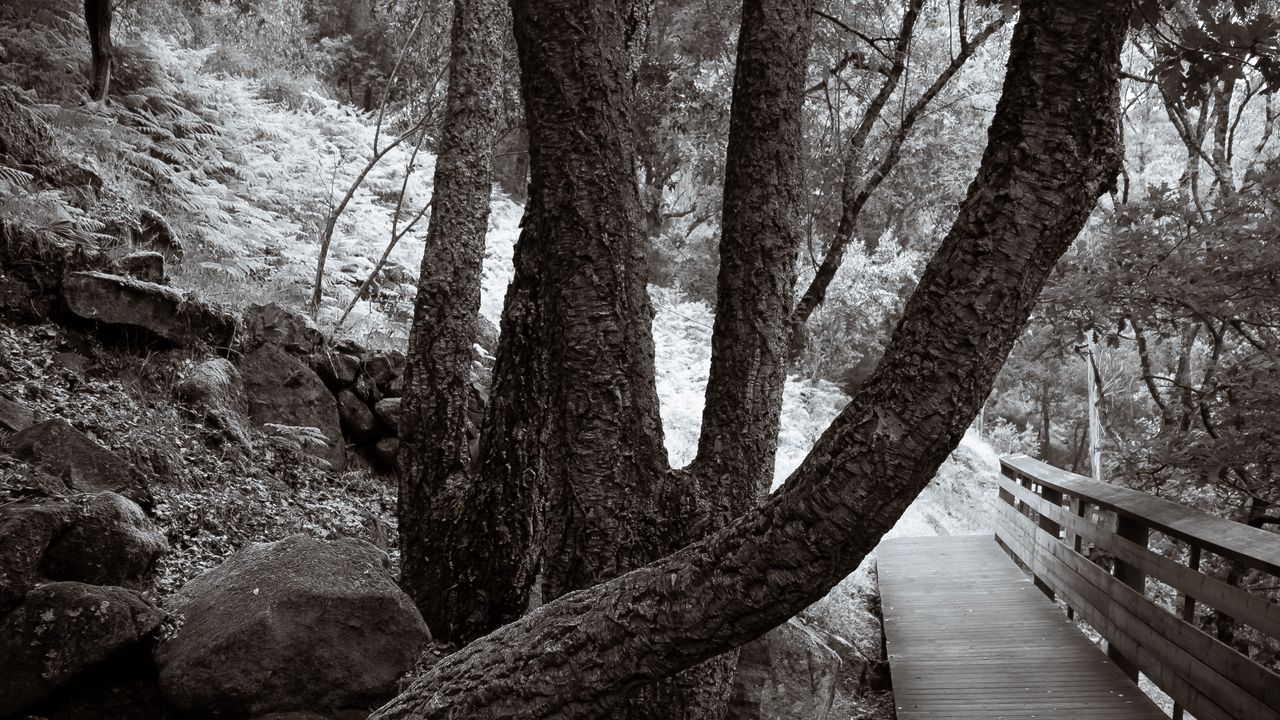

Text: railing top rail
xmin=1000 ymin=453 xmax=1280 ymax=577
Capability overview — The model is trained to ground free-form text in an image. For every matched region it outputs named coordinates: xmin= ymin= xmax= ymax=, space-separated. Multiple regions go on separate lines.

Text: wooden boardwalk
xmin=878 ymin=535 xmax=1168 ymax=720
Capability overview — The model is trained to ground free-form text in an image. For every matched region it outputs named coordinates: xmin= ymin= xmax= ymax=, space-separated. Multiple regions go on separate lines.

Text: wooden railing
xmin=995 ymin=453 xmax=1280 ymax=720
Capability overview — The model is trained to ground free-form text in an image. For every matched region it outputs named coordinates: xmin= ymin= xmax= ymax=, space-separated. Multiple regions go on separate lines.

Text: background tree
xmin=84 ymin=0 xmax=113 ymax=100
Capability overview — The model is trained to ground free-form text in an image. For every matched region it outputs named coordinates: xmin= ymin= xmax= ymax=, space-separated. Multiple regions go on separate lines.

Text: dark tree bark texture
xmin=397 ymin=0 xmax=505 ymax=643
xmin=374 ymin=1 xmax=1128 ymax=717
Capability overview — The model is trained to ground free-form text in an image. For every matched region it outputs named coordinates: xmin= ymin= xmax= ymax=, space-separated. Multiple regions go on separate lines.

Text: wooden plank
xmin=999 ymin=474 xmax=1280 ymax=640
xmin=996 ymin=502 xmax=1280 ymax=720
xmin=878 ymin=535 xmax=1167 ymax=720
xmin=1002 ymin=453 xmax=1280 ymax=576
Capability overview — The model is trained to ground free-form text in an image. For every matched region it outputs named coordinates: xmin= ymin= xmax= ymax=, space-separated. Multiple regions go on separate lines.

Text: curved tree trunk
xmin=84 ymin=0 xmax=113 ymax=102
xmin=373 ymin=1 xmax=1128 ymax=717
xmin=397 ymin=0 xmax=506 ymax=643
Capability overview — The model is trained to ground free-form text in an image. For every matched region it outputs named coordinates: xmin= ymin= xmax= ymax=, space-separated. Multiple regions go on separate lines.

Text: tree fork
xmin=374 ymin=0 xmax=1128 ymax=716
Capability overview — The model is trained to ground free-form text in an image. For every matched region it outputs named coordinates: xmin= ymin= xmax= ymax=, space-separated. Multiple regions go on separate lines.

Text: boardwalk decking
xmin=878 ymin=535 xmax=1168 ymax=720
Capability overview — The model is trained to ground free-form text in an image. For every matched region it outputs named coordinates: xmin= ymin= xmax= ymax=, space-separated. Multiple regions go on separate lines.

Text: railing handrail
xmin=1001 ymin=453 xmax=1280 ymax=576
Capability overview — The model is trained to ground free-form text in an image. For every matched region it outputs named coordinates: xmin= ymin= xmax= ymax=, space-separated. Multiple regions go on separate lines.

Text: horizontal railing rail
xmin=996 ymin=453 xmax=1280 ymax=720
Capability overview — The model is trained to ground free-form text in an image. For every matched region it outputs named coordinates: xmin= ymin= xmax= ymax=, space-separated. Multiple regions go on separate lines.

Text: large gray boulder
xmin=0 ymin=582 xmax=164 ymax=717
xmin=62 ymin=271 xmax=236 ymax=348
xmin=6 ymin=418 xmax=150 ymax=505
xmin=238 ymin=344 xmax=344 ymax=468
xmin=243 ymin=302 xmax=324 ymax=355
xmin=155 ymin=535 xmax=430 ymax=718
xmin=728 ymin=619 xmax=841 ymax=720
xmin=176 ymin=358 xmax=253 ymax=447
xmin=0 ymin=493 xmax=166 ymax=610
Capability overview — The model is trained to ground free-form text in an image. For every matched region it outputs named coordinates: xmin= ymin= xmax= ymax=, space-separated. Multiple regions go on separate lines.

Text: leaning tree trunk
xmin=397 ymin=0 xmax=505 ymax=642
xmin=84 ymin=0 xmax=113 ymax=101
xmin=372 ymin=1 xmax=1128 ymax=717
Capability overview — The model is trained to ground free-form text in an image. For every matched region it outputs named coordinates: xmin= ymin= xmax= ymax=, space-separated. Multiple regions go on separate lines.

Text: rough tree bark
xmin=84 ymin=0 xmax=113 ymax=101
xmin=373 ymin=1 xmax=1128 ymax=717
xmin=397 ymin=0 xmax=505 ymax=642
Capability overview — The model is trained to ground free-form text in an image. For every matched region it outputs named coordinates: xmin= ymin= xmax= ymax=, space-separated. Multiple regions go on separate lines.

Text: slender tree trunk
xmin=397 ymin=0 xmax=505 ymax=643
xmin=640 ymin=1 xmax=814 ymax=715
xmin=84 ymin=0 xmax=112 ymax=102
xmin=373 ymin=2 xmax=1128 ymax=716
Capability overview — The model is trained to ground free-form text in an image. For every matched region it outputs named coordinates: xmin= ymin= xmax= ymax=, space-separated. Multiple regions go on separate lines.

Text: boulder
xmin=474 ymin=315 xmax=500 ymax=355
xmin=0 ymin=582 xmax=163 ymax=717
xmin=372 ymin=437 xmax=399 ymax=472
xmin=728 ymin=619 xmax=841 ymax=720
xmin=337 ymin=390 xmax=377 ymax=442
xmin=6 ymin=418 xmax=149 ymax=505
xmin=243 ymin=302 xmax=325 ymax=355
xmin=238 ymin=344 xmax=345 ymax=468
xmin=0 ymin=493 xmax=166 ymax=610
xmin=353 ymin=373 xmax=379 ymax=404
xmin=362 ymin=351 xmax=405 ymax=391
xmin=112 ymin=251 xmax=166 ymax=283
xmin=175 ymin=358 xmax=253 ymax=447
xmin=62 ymin=272 xmax=236 ymax=349
xmin=41 ymin=492 xmax=167 ymax=589
xmin=373 ymin=397 xmax=400 ymax=432
xmin=311 ymin=351 xmax=361 ymax=390
xmin=155 ymin=535 xmax=430 ymax=718
xmin=0 ymin=392 xmax=34 ymax=432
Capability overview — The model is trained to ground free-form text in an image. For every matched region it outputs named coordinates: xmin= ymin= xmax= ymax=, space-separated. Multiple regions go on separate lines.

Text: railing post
xmin=1171 ymin=545 xmax=1201 ymax=720
xmin=1034 ymin=486 xmax=1063 ymax=601
xmin=1065 ymin=497 xmax=1084 ymax=620
xmin=1108 ymin=513 xmax=1148 ymax=682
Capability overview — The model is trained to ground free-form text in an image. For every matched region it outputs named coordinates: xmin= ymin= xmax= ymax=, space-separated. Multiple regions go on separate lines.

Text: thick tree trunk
xmin=485 ymin=0 xmax=671 ymax=615
xmin=84 ymin=0 xmax=112 ymax=101
xmin=397 ymin=0 xmax=505 ymax=643
xmin=372 ymin=2 xmax=1128 ymax=717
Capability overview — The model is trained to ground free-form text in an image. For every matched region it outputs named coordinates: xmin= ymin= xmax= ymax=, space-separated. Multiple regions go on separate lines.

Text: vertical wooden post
xmin=1108 ymin=513 xmax=1148 ymax=682
xmin=1034 ymin=485 xmax=1063 ymax=601
xmin=1171 ymin=545 xmax=1201 ymax=720
xmin=1064 ymin=496 xmax=1084 ymax=619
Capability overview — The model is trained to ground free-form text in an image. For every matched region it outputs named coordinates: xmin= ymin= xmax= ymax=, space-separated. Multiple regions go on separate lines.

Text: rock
xmin=155 ymin=535 xmax=430 ymax=718
xmin=238 ymin=345 xmax=345 ymax=468
xmin=311 ymin=351 xmax=361 ymax=390
xmin=62 ymin=271 xmax=236 ymax=349
xmin=41 ymin=492 xmax=167 ymax=589
xmin=337 ymin=390 xmax=377 ymax=442
xmin=362 ymin=351 xmax=405 ymax=391
xmin=474 ymin=315 xmax=499 ymax=354
xmin=0 ymin=392 xmax=34 ymax=432
xmin=373 ymin=397 xmax=400 ymax=432
xmin=6 ymin=419 xmax=149 ymax=505
xmin=0 ymin=493 xmax=166 ymax=610
xmin=176 ymin=358 xmax=253 ymax=447
xmin=136 ymin=208 xmax=183 ymax=258
xmin=0 ymin=582 xmax=163 ymax=717
xmin=112 ymin=251 xmax=166 ymax=283
xmin=728 ymin=619 xmax=841 ymax=720
xmin=372 ymin=437 xmax=399 ymax=472
xmin=353 ymin=373 xmax=379 ymax=404
xmin=386 ymin=372 xmax=403 ymax=397
xmin=0 ymin=500 xmax=69 ymax=610
xmin=243 ymin=302 xmax=325 ymax=354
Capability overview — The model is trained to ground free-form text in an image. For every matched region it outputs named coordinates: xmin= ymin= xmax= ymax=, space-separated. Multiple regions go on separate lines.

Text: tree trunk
xmin=484 ymin=0 xmax=671 ymax=616
xmin=84 ymin=0 xmax=112 ymax=102
xmin=372 ymin=1 xmax=1128 ymax=717
xmin=640 ymin=0 xmax=814 ymax=715
xmin=397 ymin=0 xmax=505 ymax=643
